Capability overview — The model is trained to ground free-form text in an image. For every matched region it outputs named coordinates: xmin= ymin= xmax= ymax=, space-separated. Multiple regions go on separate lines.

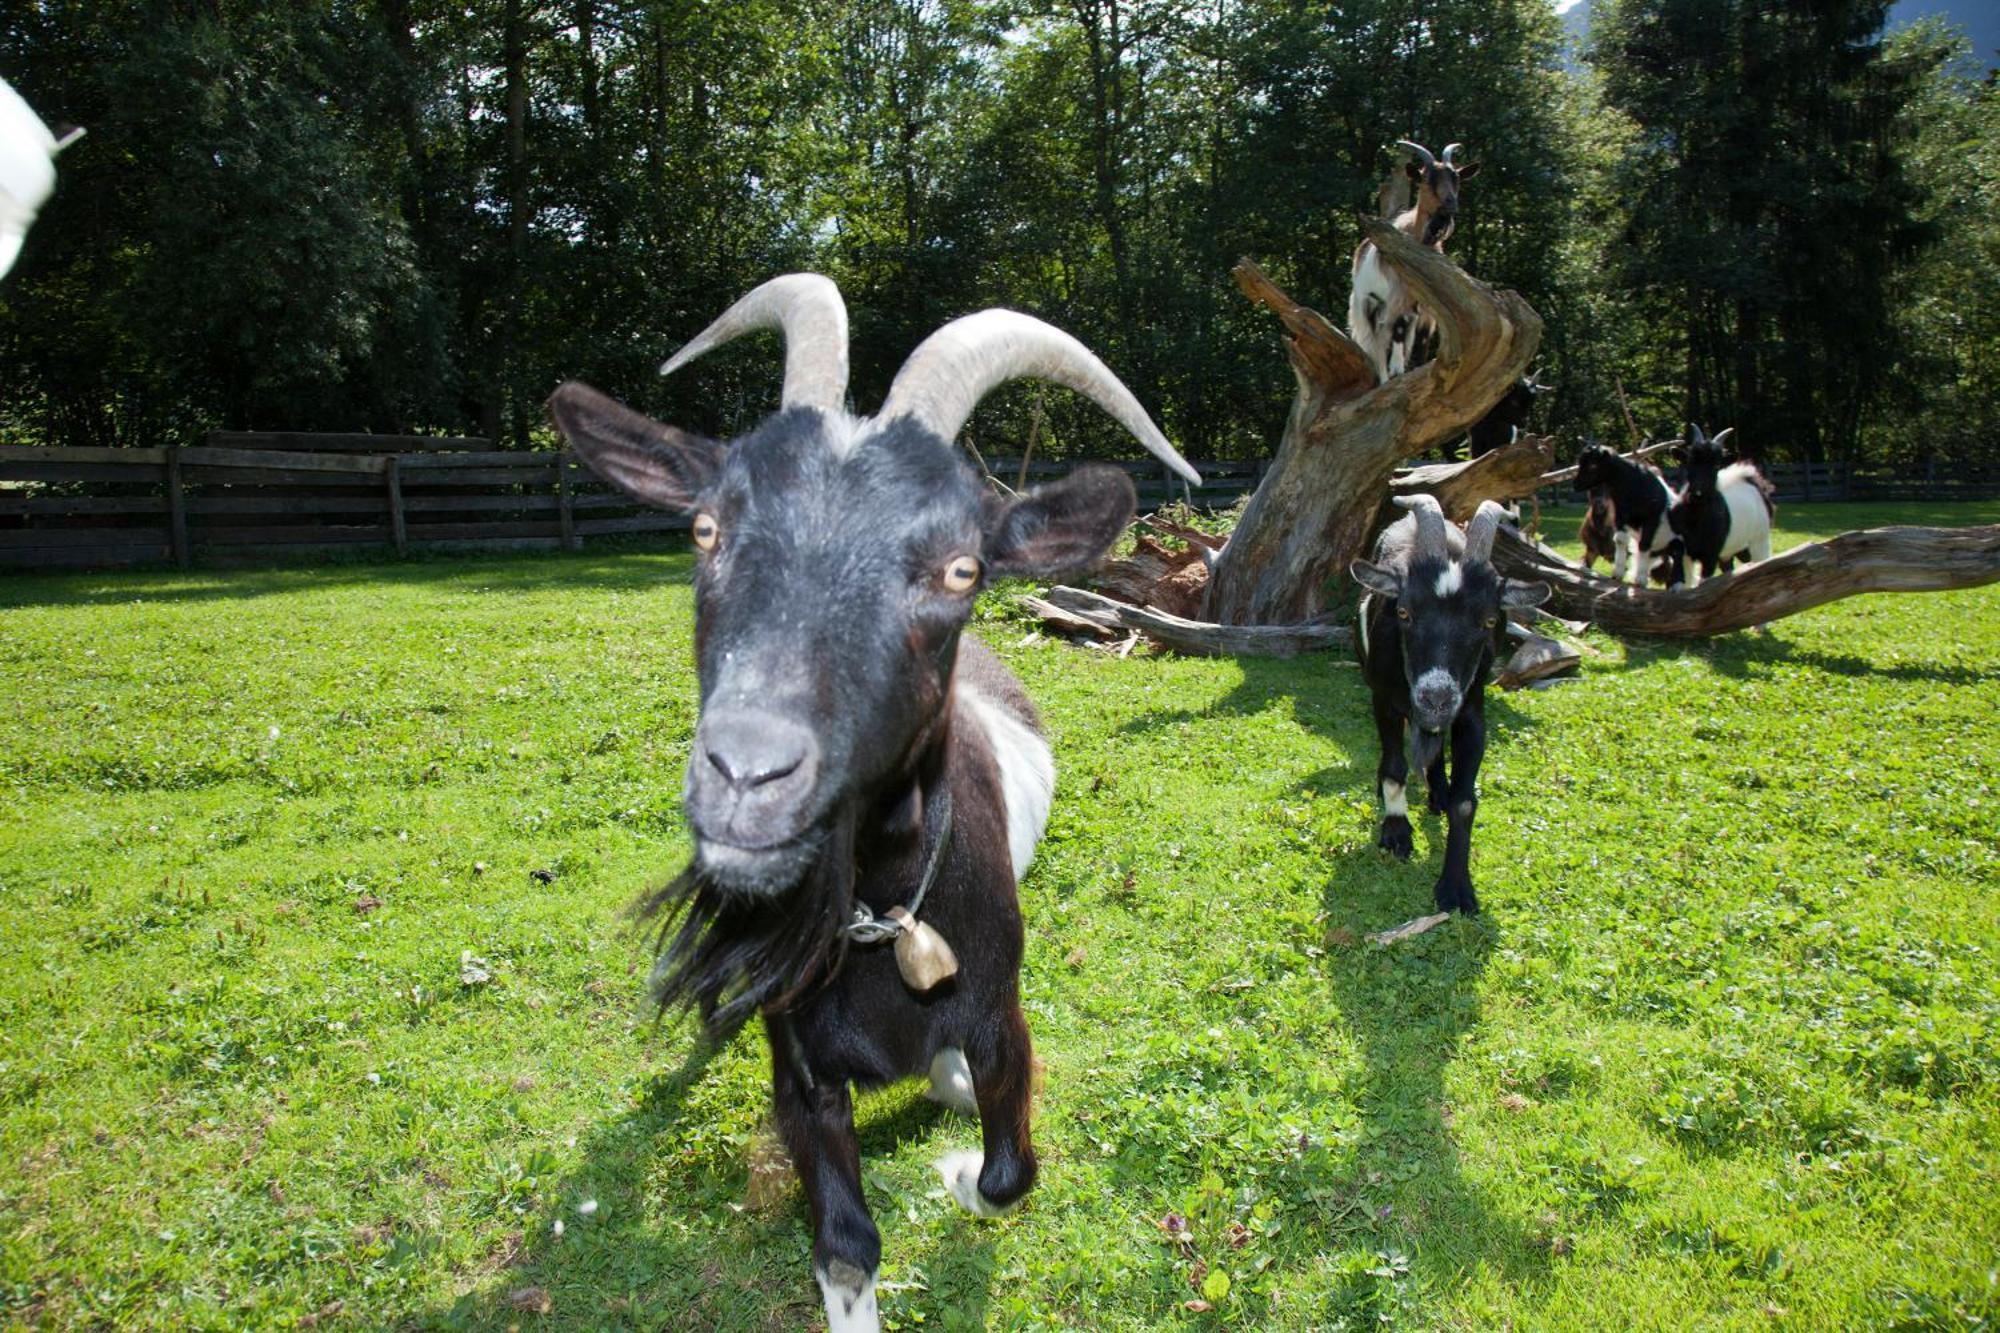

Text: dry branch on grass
xmin=1490 ymin=523 xmax=2000 ymax=636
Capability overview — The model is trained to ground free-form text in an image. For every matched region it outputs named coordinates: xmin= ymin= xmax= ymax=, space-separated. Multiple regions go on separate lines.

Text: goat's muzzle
xmin=685 ymin=710 xmax=824 ymax=895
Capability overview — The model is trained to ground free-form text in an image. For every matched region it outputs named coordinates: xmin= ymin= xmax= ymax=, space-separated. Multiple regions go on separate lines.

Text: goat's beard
xmin=636 ymin=811 xmax=856 ymax=1042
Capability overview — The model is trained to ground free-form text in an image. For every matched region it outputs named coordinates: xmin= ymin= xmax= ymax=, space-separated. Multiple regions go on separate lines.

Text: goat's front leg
xmin=1627 ymin=532 xmax=1650 ymax=587
xmin=1433 ymin=697 xmax=1486 ymax=915
xmin=1611 ymin=533 xmax=1630 ymax=585
xmin=938 ymin=1001 xmax=1038 ymax=1217
xmin=1373 ymin=694 xmax=1413 ymax=860
xmin=770 ymin=1032 xmax=881 ymax=1333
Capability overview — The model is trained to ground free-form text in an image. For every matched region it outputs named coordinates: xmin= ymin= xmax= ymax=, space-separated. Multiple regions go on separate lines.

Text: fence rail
xmin=2 ymin=438 xmax=1992 ymax=572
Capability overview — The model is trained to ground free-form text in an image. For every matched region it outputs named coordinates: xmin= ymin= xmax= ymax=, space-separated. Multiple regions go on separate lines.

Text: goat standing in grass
xmin=1667 ymin=424 xmax=1775 ymax=586
xmin=1572 ymin=444 xmax=1682 ymax=587
xmin=549 ymin=275 xmax=1198 ymax=1333
xmin=1348 ymin=140 xmax=1478 ymax=382
xmin=1351 ymin=497 xmax=1549 ymax=914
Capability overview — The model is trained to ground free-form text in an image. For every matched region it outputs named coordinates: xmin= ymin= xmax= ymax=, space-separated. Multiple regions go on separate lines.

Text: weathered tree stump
xmin=1200 ymin=222 xmax=1542 ymax=625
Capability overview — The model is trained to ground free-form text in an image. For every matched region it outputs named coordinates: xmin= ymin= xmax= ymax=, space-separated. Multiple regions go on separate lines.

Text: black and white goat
xmin=1348 ymin=139 xmax=1478 ymax=382
xmin=548 ymin=275 xmax=1198 ymax=1333
xmin=1351 ymin=497 xmax=1549 ymax=914
xmin=1571 ymin=444 xmax=1681 ymax=587
xmin=1666 ymin=424 xmax=1774 ymax=586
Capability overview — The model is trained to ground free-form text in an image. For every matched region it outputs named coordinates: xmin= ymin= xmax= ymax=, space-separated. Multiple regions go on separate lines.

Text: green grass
xmin=1 ymin=501 xmax=1996 ymax=1330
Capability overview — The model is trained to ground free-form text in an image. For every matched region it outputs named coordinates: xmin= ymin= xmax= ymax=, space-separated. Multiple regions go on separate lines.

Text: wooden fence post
xmin=164 ymin=444 xmax=190 ymax=569
xmin=554 ymin=453 xmax=579 ymax=551
xmin=385 ymin=456 xmax=408 ymax=557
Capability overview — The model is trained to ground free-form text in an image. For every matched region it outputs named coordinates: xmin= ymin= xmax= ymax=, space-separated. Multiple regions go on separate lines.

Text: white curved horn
xmin=1392 ymin=493 xmax=1451 ymax=561
xmin=659 ymin=273 xmax=848 ymax=413
xmin=1396 ymin=139 xmax=1435 ymax=170
xmin=1712 ymin=426 xmax=1736 ymax=453
xmin=876 ymin=309 xmax=1200 ymax=485
xmin=1441 ymin=142 xmax=1464 ymax=165
xmin=1462 ymin=500 xmax=1509 ymax=566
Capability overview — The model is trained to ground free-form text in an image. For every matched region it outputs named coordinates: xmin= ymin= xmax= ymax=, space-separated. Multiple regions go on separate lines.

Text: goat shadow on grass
xmin=1696 ymin=631 xmax=1999 ymax=688
xmin=1301 ymin=837 xmax=1549 ymax=1318
xmin=420 ymin=1029 xmax=998 ymax=1332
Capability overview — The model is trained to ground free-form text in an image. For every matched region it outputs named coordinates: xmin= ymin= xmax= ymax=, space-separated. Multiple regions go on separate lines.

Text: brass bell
xmin=886 ymin=906 xmax=958 ymax=992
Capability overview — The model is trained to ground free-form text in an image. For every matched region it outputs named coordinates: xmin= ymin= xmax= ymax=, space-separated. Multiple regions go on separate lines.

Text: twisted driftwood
xmin=1491 ymin=523 xmax=2000 ymax=636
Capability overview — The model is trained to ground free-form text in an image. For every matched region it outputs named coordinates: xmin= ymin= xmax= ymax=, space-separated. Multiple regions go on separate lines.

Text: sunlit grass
xmin=0 ymin=500 xmax=1994 ymax=1329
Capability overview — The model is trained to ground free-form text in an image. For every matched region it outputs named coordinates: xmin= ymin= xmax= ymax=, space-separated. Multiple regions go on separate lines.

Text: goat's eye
xmin=941 ymin=555 xmax=982 ymax=593
xmin=691 ymin=513 xmax=720 ymax=553
xmin=1396 ymin=605 xmax=1411 ymax=622
xmin=1483 ymin=614 xmax=1499 ymax=629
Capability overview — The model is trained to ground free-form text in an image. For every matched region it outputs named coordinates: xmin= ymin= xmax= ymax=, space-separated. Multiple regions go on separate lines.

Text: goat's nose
xmin=699 ymin=712 xmax=813 ymax=791
xmin=1411 ymin=669 xmax=1461 ymax=725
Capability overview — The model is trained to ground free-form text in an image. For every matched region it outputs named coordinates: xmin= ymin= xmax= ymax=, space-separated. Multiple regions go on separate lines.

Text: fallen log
xmin=1490 ymin=523 xmax=2000 ymax=636
xmin=1020 ymin=586 xmax=1349 ymax=658
xmin=1390 ymin=433 xmax=1556 ymax=521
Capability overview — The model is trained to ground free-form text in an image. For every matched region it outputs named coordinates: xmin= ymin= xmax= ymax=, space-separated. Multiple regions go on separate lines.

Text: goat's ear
xmin=548 ymin=381 xmax=722 ymax=513
xmin=1500 ymin=578 xmax=1550 ymax=609
xmin=1350 ymin=559 xmax=1401 ymax=598
xmin=982 ymin=465 xmax=1136 ymax=579
xmin=1456 ymin=161 xmax=1481 ymax=181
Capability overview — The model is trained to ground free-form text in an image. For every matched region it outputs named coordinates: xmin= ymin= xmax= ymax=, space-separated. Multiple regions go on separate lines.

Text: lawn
xmin=1 ymin=501 xmax=1996 ymax=1330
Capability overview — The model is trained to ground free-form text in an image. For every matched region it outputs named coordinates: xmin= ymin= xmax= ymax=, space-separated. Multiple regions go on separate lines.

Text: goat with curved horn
xmin=876 ymin=308 xmax=1201 ymax=485
xmin=659 ymin=272 xmax=849 ymax=413
xmin=1441 ymin=143 xmax=1463 ymax=165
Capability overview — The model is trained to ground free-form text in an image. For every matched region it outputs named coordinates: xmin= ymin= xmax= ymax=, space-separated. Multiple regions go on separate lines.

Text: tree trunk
xmin=1490 ymin=524 xmax=2000 ymax=637
xmin=1201 ymin=223 xmax=1543 ymax=624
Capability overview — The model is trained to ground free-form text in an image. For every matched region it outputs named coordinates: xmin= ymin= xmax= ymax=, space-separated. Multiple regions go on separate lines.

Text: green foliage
xmin=0 ymin=2 xmax=1989 ymax=466
xmin=0 ymin=501 xmax=1995 ymax=1326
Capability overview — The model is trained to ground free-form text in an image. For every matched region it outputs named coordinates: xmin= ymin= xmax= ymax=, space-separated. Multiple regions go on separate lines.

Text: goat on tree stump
xmin=1349 ymin=140 xmax=1480 ymax=382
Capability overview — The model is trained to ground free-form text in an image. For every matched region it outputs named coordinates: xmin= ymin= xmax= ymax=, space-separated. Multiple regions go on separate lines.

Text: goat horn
xmin=1461 ymin=500 xmax=1509 ymax=566
xmin=1687 ymin=421 xmax=1708 ymax=447
xmin=876 ymin=309 xmax=1200 ymax=485
xmin=1395 ymin=139 xmax=1435 ymax=170
xmin=1712 ymin=426 xmax=1736 ymax=452
xmin=1392 ymin=493 xmax=1450 ymax=561
xmin=659 ymin=273 xmax=849 ymax=413
xmin=1441 ymin=142 xmax=1463 ymax=164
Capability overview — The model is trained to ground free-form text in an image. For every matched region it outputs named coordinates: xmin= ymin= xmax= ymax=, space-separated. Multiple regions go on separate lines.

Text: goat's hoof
xmin=1433 ymin=876 xmax=1478 ymax=915
xmin=1377 ymin=817 xmax=1413 ymax=861
xmin=936 ymin=1150 xmax=1017 ymax=1219
xmin=1426 ymin=789 xmax=1449 ymax=816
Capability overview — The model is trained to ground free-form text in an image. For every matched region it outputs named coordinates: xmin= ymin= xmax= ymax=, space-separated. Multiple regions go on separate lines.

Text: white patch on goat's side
xmin=925 ymin=1047 xmax=977 ymax=1117
xmin=1382 ymin=779 xmax=1408 ymax=817
xmin=936 ymin=1150 xmax=1018 ymax=1218
xmin=955 ymin=683 xmax=1054 ymax=883
xmin=1358 ymin=593 xmax=1374 ymax=658
xmin=1434 ymin=562 xmax=1463 ymax=598
xmin=815 ymin=1261 xmax=880 ymax=1333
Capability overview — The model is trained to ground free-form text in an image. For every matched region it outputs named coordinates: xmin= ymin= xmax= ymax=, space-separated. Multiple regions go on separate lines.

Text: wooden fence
xmin=0 ymin=439 xmax=1266 ymax=571
xmin=3 ymin=435 xmax=1991 ymax=572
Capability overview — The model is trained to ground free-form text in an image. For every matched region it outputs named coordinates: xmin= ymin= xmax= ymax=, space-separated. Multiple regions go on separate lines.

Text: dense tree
xmin=0 ymin=0 xmax=1981 ymax=469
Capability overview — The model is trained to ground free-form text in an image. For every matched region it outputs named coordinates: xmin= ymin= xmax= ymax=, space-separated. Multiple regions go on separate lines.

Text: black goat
xmin=1351 ymin=497 xmax=1549 ymax=913
xmin=548 ymin=274 xmax=1200 ymax=1333
xmin=1571 ymin=445 xmax=1681 ymax=587
xmin=1666 ymin=424 xmax=1774 ymax=586
xmin=1581 ymin=487 xmax=1677 ymax=584
xmin=1464 ymin=373 xmax=1553 ymax=459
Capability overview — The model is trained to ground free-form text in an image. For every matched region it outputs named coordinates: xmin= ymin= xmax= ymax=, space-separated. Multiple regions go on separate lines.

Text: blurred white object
xmin=0 ymin=75 xmax=83 ymax=278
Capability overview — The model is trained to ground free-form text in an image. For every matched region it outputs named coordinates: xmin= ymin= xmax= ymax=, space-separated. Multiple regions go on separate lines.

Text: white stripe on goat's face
xmin=1434 ymin=562 xmax=1463 ymax=598
xmin=956 ymin=682 xmax=1055 ymax=883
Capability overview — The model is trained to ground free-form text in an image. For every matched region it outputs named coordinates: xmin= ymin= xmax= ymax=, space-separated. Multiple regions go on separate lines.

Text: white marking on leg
xmin=1454 ymin=798 xmax=1474 ymax=820
xmin=1381 ymin=779 xmax=1407 ymax=817
xmin=815 ymin=1261 xmax=880 ymax=1333
xmin=935 ymin=1149 xmax=1018 ymax=1218
xmin=1433 ymin=562 xmax=1463 ymax=597
xmin=1612 ymin=535 xmax=1629 ymax=583
xmin=1685 ymin=561 xmax=1702 ymax=589
xmin=925 ymin=1047 xmax=977 ymax=1117
xmin=955 ymin=684 xmax=1054 ymax=882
